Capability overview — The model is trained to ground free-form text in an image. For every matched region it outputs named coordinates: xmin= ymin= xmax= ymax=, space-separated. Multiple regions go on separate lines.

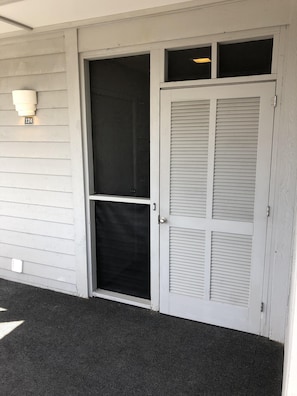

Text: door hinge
xmin=266 ymin=205 xmax=271 ymax=217
xmin=261 ymin=302 xmax=264 ymax=313
xmin=273 ymin=95 xmax=277 ymax=108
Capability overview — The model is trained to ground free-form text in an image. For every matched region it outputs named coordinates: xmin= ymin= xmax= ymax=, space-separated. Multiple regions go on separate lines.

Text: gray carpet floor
xmin=0 ymin=279 xmax=283 ymax=396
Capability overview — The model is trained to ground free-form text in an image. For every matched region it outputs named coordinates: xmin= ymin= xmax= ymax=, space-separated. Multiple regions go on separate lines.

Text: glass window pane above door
xmin=89 ymin=54 xmax=150 ymax=198
xmin=218 ymin=38 xmax=273 ymax=78
xmin=166 ymin=46 xmax=211 ymax=82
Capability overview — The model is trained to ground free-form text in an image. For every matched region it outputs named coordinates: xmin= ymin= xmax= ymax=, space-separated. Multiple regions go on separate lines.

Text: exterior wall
xmin=268 ymin=2 xmax=297 ymax=343
xmin=0 ymin=33 xmax=79 ymax=295
xmin=78 ymin=0 xmax=289 ymax=52
xmin=0 ymin=0 xmax=296 ymax=342
xmin=281 ymin=0 xmax=297 ymax=393
xmin=283 ymin=203 xmax=297 ymax=394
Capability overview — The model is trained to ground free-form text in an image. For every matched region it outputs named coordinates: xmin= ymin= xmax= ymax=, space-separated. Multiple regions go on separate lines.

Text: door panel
xmin=160 ymin=82 xmax=275 ymax=334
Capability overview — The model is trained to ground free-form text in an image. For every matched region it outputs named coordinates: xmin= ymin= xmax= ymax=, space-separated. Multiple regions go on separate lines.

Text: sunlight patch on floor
xmin=0 ymin=321 xmax=24 ymax=340
xmin=0 ymin=307 xmax=7 ymax=312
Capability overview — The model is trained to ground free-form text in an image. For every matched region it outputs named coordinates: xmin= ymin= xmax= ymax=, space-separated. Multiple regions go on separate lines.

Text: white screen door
xmin=160 ymin=82 xmax=275 ymax=334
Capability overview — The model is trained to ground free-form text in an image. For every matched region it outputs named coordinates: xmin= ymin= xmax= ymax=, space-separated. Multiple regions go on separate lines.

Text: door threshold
xmin=93 ymin=289 xmax=151 ymax=309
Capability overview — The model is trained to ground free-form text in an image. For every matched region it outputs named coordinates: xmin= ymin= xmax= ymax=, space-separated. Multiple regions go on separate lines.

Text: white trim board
xmin=65 ymin=28 xmax=88 ymax=298
xmin=93 ymin=290 xmax=151 ymax=309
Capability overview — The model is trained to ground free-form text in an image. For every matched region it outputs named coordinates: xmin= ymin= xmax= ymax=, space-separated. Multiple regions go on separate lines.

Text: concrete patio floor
xmin=0 ymin=278 xmax=283 ymax=395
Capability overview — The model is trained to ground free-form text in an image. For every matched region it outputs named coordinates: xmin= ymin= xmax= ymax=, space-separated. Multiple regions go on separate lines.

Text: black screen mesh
xmin=95 ymin=201 xmax=150 ymax=299
xmin=90 ymin=55 xmax=150 ymax=198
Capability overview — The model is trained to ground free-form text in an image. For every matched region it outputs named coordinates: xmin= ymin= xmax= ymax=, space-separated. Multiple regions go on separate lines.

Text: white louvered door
xmin=160 ymin=82 xmax=275 ymax=334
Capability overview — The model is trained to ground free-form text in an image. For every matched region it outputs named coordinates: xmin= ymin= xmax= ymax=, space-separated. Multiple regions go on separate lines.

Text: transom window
xmin=165 ymin=38 xmax=273 ymax=82
xmin=166 ymin=46 xmax=211 ymax=81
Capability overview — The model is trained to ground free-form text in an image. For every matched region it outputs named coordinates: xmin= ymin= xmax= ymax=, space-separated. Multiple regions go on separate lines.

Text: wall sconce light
xmin=12 ymin=90 xmax=37 ymax=117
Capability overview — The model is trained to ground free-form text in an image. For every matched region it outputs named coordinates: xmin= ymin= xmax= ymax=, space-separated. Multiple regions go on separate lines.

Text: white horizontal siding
xmin=0 ymin=53 xmax=66 ymax=78
xmin=0 ymin=36 xmax=65 ymax=60
xmin=0 ymin=265 xmax=77 ymax=295
xmin=0 ymin=73 xmax=67 ymax=93
xmin=0 ymin=126 xmax=69 ymax=142
xmin=0 ymin=244 xmax=75 ymax=269
xmin=0 ymin=202 xmax=73 ymax=224
xmin=0 ymin=215 xmax=74 ymax=239
xmin=0 ymin=142 xmax=70 ymax=158
xmin=0 ymin=34 xmax=78 ymax=293
xmin=37 ymin=91 xmax=68 ymax=110
xmin=0 ymin=187 xmax=73 ymax=207
xmin=0 ymin=158 xmax=71 ymax=175
xmin=0 ymin=173 xmax=72 ymax=192
xmin=0 ymin=255 xmax=75 ymax=277
xmin=0 ymin=229 xmax=75 ymax=255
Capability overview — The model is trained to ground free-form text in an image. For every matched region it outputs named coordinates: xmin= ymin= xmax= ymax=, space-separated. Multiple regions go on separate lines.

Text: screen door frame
xmin=81 ymin=49 xmax=162 ymax=310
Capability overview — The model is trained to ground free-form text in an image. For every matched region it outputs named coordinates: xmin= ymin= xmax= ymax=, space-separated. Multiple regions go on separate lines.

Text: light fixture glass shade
xmin=12 ymin=90 xmax=37 ymax=116
xmin=192 ymin=57 xmax=211 ymax=64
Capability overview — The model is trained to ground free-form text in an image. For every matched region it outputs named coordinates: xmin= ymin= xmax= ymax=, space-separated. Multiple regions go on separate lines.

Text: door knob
xmin=159 ymin=216 xmax=167 ymax=224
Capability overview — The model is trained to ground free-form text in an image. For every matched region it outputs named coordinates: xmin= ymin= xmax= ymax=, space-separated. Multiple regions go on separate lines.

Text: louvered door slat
xmin=210 ymin=232 xmax=252 ymax=307
xmin=170 ymin=100 xmax=210 ymax=218
xmin=169 ymin=227 xmax=205 ymax=298
xmin=213 ymin=97 xmax=260 ymax=222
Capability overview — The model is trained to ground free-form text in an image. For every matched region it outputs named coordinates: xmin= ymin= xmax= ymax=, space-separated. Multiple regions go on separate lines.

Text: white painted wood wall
xmin=0 ymin=33 xmax=79 ymax=295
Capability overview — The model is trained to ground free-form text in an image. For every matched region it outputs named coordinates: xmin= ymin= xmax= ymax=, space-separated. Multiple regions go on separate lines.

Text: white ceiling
xmin=0 ymin=0 xmax=208 ymax=36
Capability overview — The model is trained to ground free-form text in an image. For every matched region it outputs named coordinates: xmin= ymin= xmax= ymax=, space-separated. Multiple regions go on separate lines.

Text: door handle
xmin=159 ymin=216 xmax=167 ymax=224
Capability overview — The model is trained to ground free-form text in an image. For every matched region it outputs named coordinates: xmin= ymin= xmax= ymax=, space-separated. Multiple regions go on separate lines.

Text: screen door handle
xmin=159 ymin=216 xmax=167 ymax=224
